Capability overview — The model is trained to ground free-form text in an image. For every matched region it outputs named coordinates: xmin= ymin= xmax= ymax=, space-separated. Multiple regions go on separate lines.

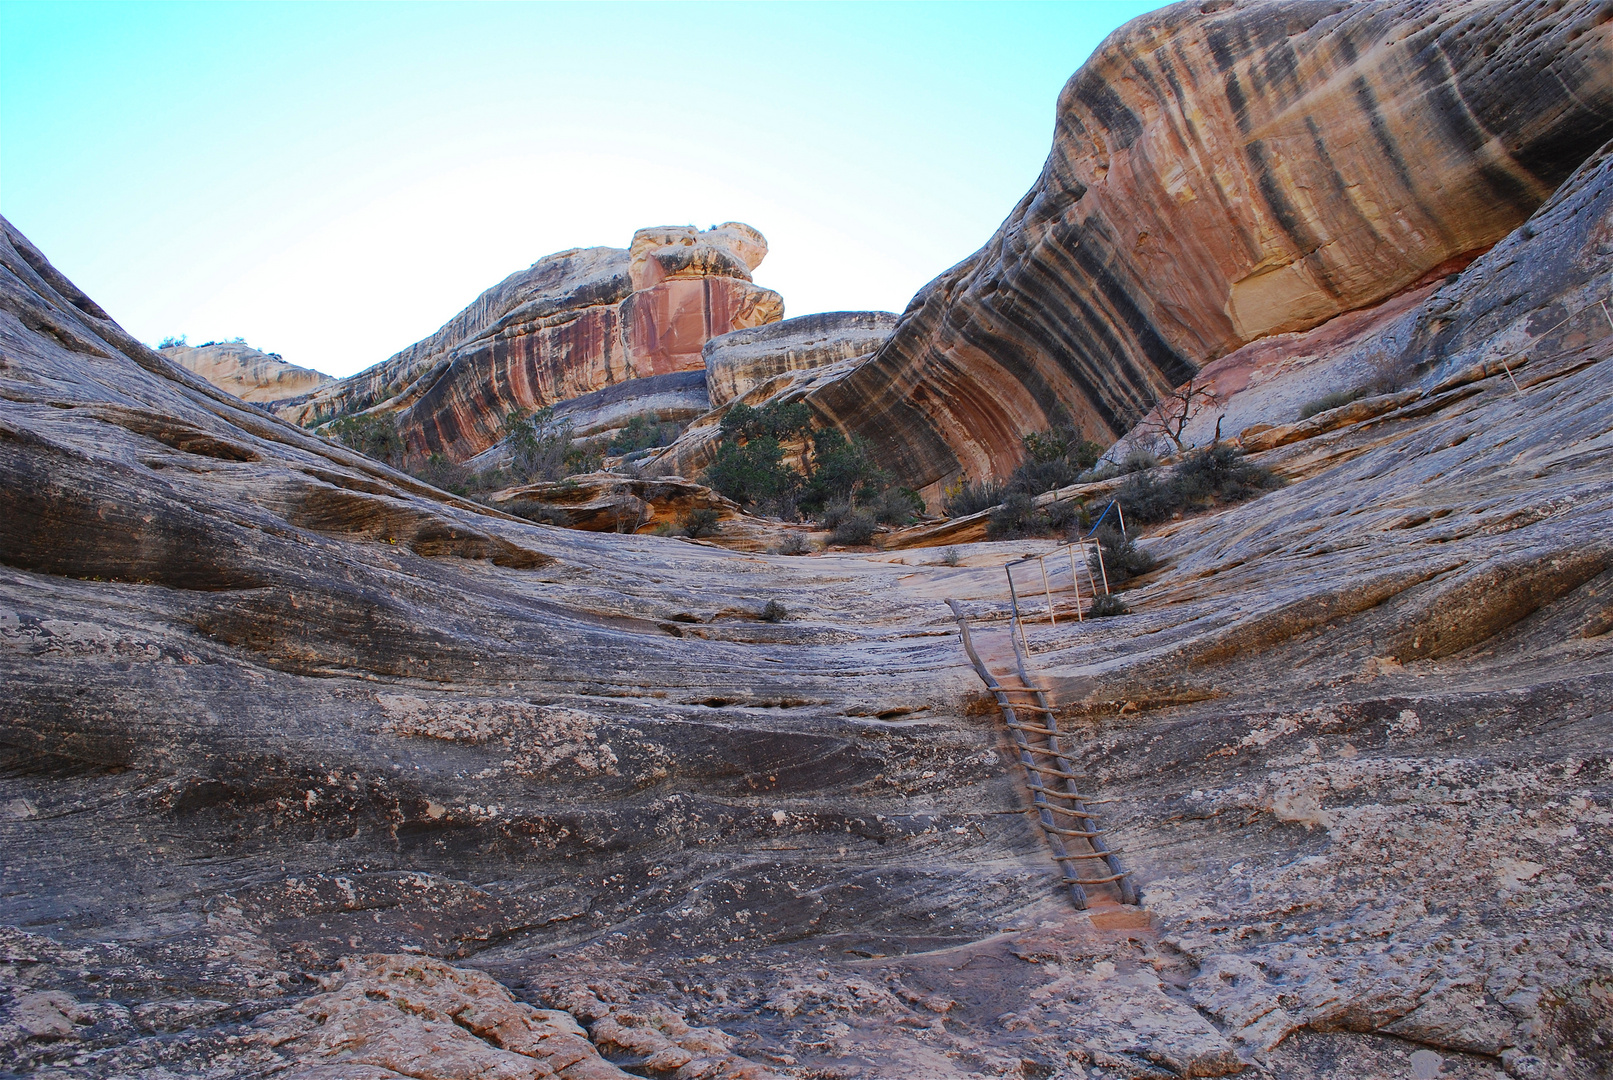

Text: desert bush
xmin=329 ymin=413 xmax=404 ymax=466
xmin=721 ymin=400 xmax=812 ymax=441
xmin=1045 ymin=499 xmax=1088 ymax=534
xmin=1012 ymin=422 xmax=1105 ymax=495
xmin=828 ymin=505 xmax=878 ymax=546
xmin=1118 ymin=445 xmax=1281 ymax=525
xmin=704 ymin=437 xmax=801 ymax=511
xmin=870 ymin=485 xmax=924 ymax=526
xmin=609 ymin=412 xmax=682 ymax=454
xmin=987 ymin=492 xmax=1049 ymax=540
xmin=759 ymin=600 xmax=788 ymax=622
xmin=943 ymin=477 xmax=1006 ymax=517
xmin=157 ymin=334 xmax=187 ymax=349
xmin=1121 ymin=449 xmax=1159 ymax=473
xmin=942 ymin=547 xmax=961 ymax=567
xmin=1173 ymin=444 xmax=1282 ymax=503
xmin=410 ymin=453 xmax=472 ymax=495
xmin=679 ymin=507 xmax=722 ymax=538
xmin=1297 ymin=389 xmax=1363 ymax=421
xmin=505 ymin=406 xmax=598 ymax=483
xmin=1089 ymin=523 xmax=1156 ymax=585
xmin=1087 ymin=594 xmax=1130 ymax=617
xmin=779 ymin=532 xmax=811 ymax=555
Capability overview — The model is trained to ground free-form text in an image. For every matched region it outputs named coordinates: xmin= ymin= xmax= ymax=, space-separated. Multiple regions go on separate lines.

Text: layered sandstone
xmin=703 ymin=311 xmax=897 ymax=409
xmin=163 ymin=341 xmax=332 ymax=403
xmin=279 ymin=224 xmax=782 ymax=465
xmin=3 ymin=124 xmax=1613 ymax=1076
xmin=776 ymin=0 xmax=1613 ymax=501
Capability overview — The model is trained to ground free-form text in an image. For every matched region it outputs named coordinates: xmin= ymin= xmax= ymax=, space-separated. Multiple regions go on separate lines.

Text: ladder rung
xmin=1016 ymin=742 xmax=1075 ymax=757
xmin=1071 ymin=872 xmax=1131 ymax=885
xmin=1006 ymin=722 xmax=1062 ymax=736
xmin=1029 ymin=784 xmax=1111 ymax=803
xmin=1023 ymin=762 xmax=1087 ymax=780
xmin=1042 ymin=824 xmax=1101 ymax=838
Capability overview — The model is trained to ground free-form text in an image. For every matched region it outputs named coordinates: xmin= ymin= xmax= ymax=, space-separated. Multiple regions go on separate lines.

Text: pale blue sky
xmin=2 ymin=1 xmax=1159 ymax=377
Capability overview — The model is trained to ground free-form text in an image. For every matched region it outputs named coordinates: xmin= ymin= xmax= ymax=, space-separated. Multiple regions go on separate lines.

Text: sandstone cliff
xmin=6 ymin=2 xmax=1613 ymax=1076
xmin=162 ymin=341 xmax=332 ymax=403
xmin=703 ymin=310 xmax=897 ymax=409
xmin=280 ymin=223 xmax=782 ymax=465
xmin=768 ymin=0 xmax=1613 ymax=501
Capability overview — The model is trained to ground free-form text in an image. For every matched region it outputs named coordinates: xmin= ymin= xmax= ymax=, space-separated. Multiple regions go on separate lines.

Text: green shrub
xmin=943 ymin=478 xmax=1006 ymax=517
xmin=987 ymin=492 xmax=1049 ymax=540
xmin=505 ymin=406 xmax=597 ymax=483
xmin=1089 ymin=523 xmax=1156 ymax=585
xmin=1297 ymin=389 xmax=1363 ymax=421
xmin=1045 ymin=499 xmax=1088 ymax=533
xmin=1118 ymin=445 xmax=1281 ymax=525
xmin=1121 ymin=449 xmax=1159 ymax=473
xmin=778 ymin=532 xmax=811 ymax=555
xmin=157 ymin=334 xmax=187 ymax=349
xmin=410 ymin=453 xmax=472 ymax=495
xmin=721 ymin=400 xmax=812 ymax=442
xmin=1117 ymin=470 xmax=1183 ymax=524
xmin=680 ymin=507 xmax=722 ymax=538
xmin=870 ymin=485 xmax=924 ymax=526
xmin=941 ymin=547 xmax=962 ymax=567
xmin=828 ymin=506 xmax=878 ymax=546
xmin=704 ymin=437 xmax=801 ymax=511
xmin=1088 ymin=594 xmax=1130 ymax=617
xmin=329 ymin=413 xmax=404 ymax=466
xmin=609 ymin=412 xmax=682 ymax=454
xmin=759 ymin=599 xmax=788 ymax=622
xmin=801 ymin=427 xmax=888 ymax=512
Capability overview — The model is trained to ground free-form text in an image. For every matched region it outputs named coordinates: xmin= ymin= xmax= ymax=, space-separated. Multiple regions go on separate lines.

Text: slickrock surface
xmin=4 ymin=122 xmax=1612 ymax=1076
xmin=278 ymin=224 xmax=782 ymax=466
xmin=704 ymin=312 xmax=897 ymax=410
xmin=778 ymin=0 xmax=1613 ymax=501
xmin=163 ymin=342 xmax=333 ymax=404
xmin=5 ymin=17 xmax=1613 ymax=1080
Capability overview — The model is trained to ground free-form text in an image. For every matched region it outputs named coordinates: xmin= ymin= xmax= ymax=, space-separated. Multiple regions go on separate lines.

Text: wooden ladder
xmin=947 ymin=599 xmax=1138 ymax=909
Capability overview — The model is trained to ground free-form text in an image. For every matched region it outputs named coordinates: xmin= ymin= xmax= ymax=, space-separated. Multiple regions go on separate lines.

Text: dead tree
xmin=1136 ymin=376 xmax=1220 ymax=454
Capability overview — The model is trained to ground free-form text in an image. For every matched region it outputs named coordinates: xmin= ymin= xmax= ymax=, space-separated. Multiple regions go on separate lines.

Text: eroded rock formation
xmin=5 ymin=3 xmax=1613 ymax=1078
xmin=704 ymin=311 xmax=897 ymax=409
xmin=279 ymin=223 xmax=782 ymax=466
xmin=163 ymin=341 xmax=332 ymax=403
xmin=753 ymin=0 xmax=1613 ymax=502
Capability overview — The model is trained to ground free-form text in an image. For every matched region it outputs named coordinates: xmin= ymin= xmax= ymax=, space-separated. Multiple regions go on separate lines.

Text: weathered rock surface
xmin=704 ymin=311 xmax=897 ymax=409
xmin=163 ymin=341 xmax=332 ymax=403
xmin=5 ymin=13 xmax=1613 ymax=1080
xmin=487 ymin=471 xmax=810 ymax=551
xmin=278 ymin=224 xmax=782 ymax=466
xmin=780 ymin=0 xmax=1613 ymax=501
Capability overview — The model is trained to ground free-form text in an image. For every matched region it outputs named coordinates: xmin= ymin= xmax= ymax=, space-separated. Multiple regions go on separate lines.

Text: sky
xmin=1 ymin=1 xmax=1159 ymax=378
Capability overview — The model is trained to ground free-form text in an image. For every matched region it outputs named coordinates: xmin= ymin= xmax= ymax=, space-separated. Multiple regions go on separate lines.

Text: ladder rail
xmin=948 ymin=600 xmax=1139 ymax=908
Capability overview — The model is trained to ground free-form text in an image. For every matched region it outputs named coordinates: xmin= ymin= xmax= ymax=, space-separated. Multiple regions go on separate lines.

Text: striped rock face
xmin=278 ymin=223 xmax=782 ymax=466
xmin=793 ymin=0 xmax=1613 ymax=501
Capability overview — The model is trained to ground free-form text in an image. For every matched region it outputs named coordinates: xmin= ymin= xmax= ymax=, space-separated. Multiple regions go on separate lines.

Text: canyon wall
xmin=279 ymin=223 xmax=782 ymax=465
xmin=162 ymin=341 xmax=332 ymax=403
xmin=703 ymin=310 xmax=897 ymax=409
xmin=783 ymin=0 xmax=1613 ymax=500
